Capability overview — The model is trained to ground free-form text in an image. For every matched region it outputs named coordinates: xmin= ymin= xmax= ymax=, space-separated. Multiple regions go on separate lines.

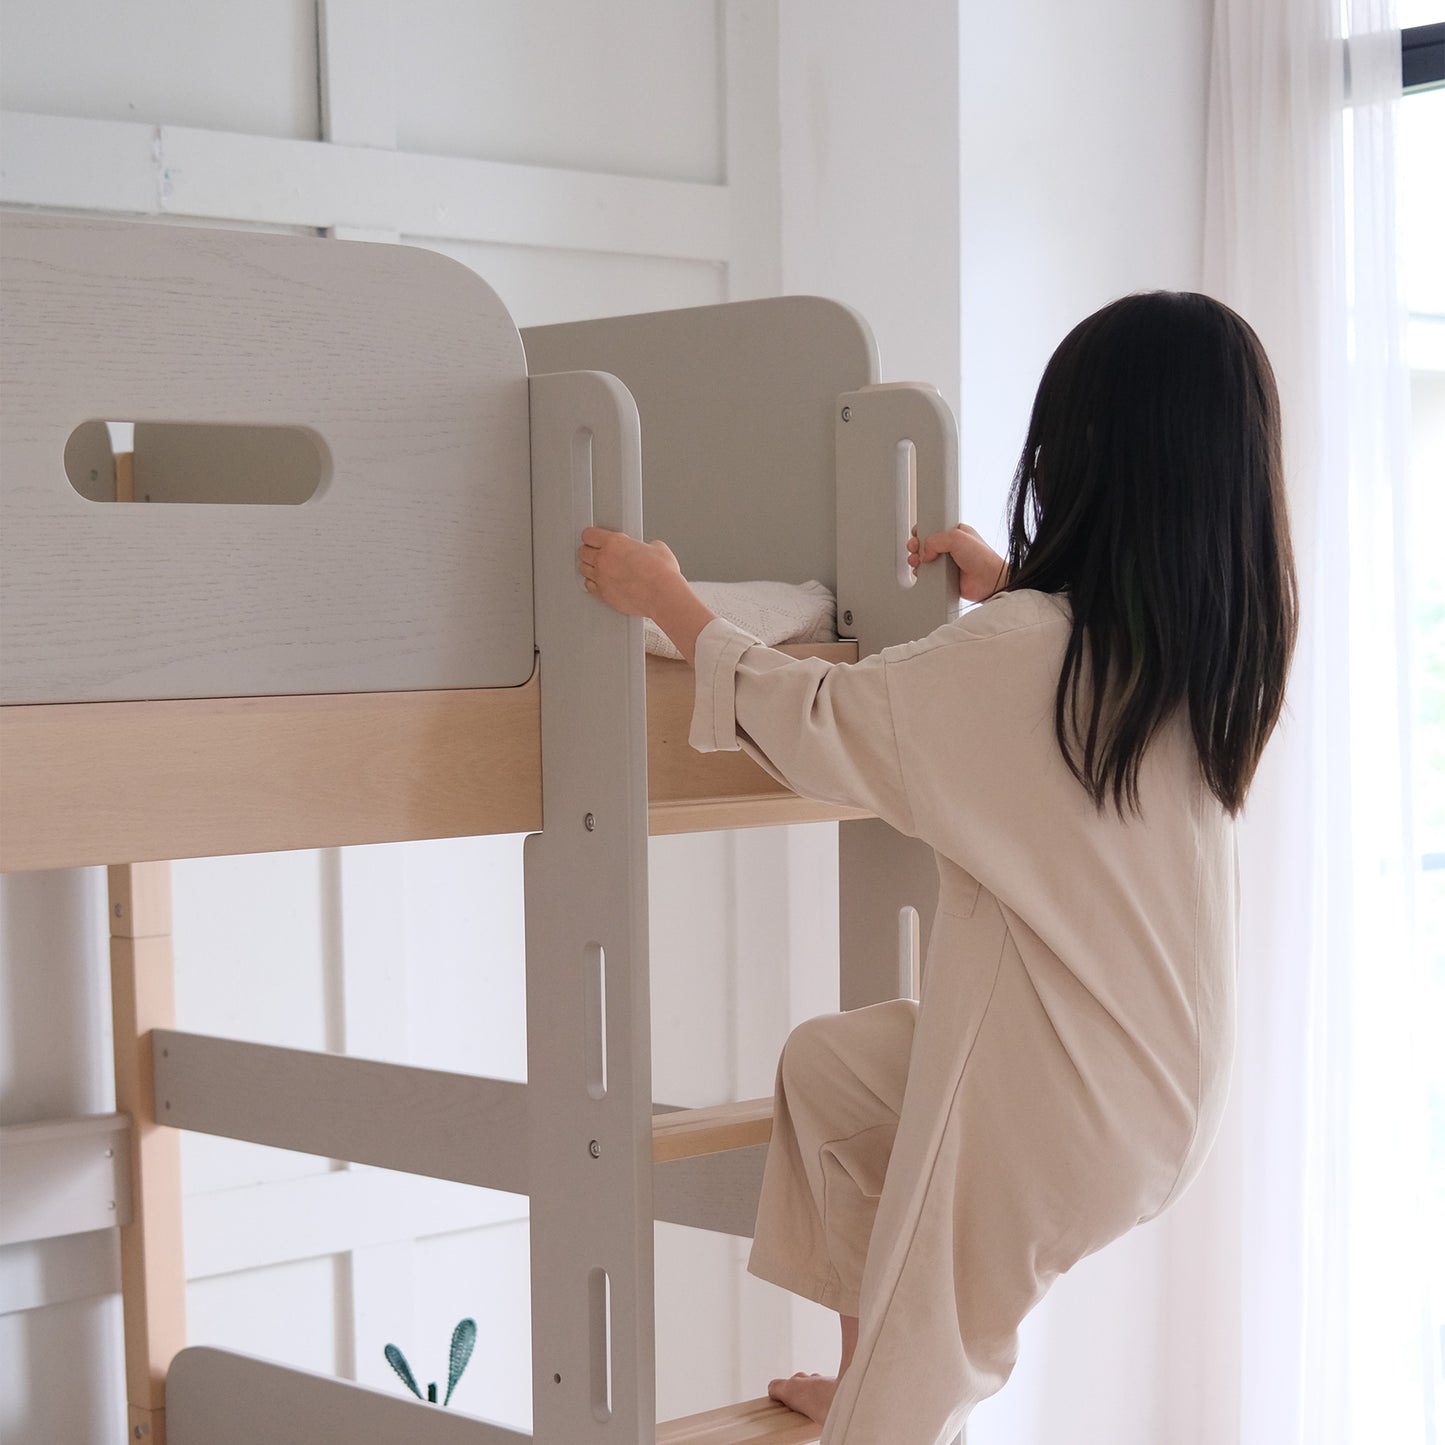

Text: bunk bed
xmin=0 ymin=215 xmax=959 ymax=1445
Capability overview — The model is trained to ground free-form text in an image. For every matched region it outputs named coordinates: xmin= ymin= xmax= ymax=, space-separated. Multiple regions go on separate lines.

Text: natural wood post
xmin=114 ymin=449 xmax=134 ymax=503
xmin=109 ymin=861 xmax=185 ymax=1445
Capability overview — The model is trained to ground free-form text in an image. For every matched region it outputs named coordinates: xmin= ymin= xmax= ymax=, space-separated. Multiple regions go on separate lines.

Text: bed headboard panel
xmin=0 ymin=218 xmax=534 ymax=704
xmin=523 ymin=297 xmax=878 ymax=591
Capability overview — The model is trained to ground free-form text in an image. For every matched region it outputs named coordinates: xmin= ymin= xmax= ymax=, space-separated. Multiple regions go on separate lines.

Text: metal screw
xmin=135 ymin=1426 xmax=151 ymax=1439
xmin=584 ymin=812 xmax=595 ymax=832
xmin=104 ymin=1147 xmax=114 ymax=1159
xmin=843 ymin=610 xmax=854 ymax=626
xmin=588 ymin=1139 xmax=601 ymax=1159
xmin=107 ymin=1200 xmax=116 ymax=1211
xmin=553 ymin=1373 xmax=563 ymax=1384
xmin=841 ymin=405 xmax=852 ymax=422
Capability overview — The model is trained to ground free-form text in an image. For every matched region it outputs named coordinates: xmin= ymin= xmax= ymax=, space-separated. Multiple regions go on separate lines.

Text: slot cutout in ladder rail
xmin=895 ymin=438 xmax=918 ymax=590
xmin=572 ymin=426 xmax=594 ymax=591
xmin=584 ymin=942 xmax=607 ymax=1100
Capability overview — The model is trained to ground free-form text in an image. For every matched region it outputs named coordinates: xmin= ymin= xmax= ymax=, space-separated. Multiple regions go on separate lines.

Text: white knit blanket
xmin=644 ymin=579 xmax=837 ymax=659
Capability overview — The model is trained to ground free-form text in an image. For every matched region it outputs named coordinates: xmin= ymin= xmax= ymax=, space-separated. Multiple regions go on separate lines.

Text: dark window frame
xmin=1403 ymin=22 xmax=1445 ymax=91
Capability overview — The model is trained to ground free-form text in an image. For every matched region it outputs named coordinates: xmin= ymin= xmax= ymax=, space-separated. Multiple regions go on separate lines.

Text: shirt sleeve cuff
xmin=689 ymin=616 xmax=761 ymax=753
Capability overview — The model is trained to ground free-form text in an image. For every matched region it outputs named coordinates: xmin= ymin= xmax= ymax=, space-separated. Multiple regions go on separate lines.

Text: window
xmin=1399 ymin=10 xmax=1445 ymax=1428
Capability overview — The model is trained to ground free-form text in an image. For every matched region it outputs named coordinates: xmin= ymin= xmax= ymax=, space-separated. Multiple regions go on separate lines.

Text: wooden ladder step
xmin=658 ymin=1395 xmax=822 ymax=1444
xmin=651 ymin=1097 xmax=773 ymax=1163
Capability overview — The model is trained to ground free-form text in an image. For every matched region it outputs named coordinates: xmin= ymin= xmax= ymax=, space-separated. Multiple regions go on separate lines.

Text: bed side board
xmin=0 ymin=216 xmax=534 ymax=704
xmin=522 ymin=297 xmax=878 ymax=591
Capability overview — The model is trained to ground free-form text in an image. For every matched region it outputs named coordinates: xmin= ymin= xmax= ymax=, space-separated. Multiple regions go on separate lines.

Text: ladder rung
xmin=658 ymin=1395 xmax=822 ymax=1444
xmin=651 ymin=1098 xmax=773 ymax=1163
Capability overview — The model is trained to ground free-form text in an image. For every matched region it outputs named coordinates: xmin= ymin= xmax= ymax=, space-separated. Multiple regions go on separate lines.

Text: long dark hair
xmin=1003 ymin=291 xmax=1297 ymax=816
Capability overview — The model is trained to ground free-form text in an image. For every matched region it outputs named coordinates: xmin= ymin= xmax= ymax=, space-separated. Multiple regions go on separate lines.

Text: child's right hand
xmin=907 ymin=524 xmax=1009 ymax=603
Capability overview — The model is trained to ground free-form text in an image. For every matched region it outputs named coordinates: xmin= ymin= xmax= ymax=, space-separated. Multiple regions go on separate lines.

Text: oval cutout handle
xmin=65 ymin=420 xmax=327 ymax=504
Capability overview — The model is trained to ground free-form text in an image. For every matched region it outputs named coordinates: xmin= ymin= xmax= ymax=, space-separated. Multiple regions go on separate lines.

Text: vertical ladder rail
xmin=110 ymin=860 xmax=187 ymax=1445
xmin=526 ymin=370 xmax=654 ymax=1443
xmin=835 ymin=384 xmax=959 ymax=1009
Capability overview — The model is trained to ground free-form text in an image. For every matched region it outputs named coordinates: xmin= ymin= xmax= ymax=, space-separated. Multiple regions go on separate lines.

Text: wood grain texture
xmin=651 ymin=1098 xmax=772 ymax=1163
xmin=0 ymin=680 xmax=542 ymax=871
xmin=108 ymin=860 xmax=172 ymax=938
xmin=645 ymin=644 xmax=857 ymax=808
xmin=648 ymin=795 xmax=871 ymax=836
xmin=1 ymin=645 xmax=873 ymax=869
xmin=658 ymin=1396 xmax=822 ymax=1445
xmin=653 ymin=1143 xmax=766 ymax=1239
xmin=0 ymin=215 xmax=533 ymax=704
xmin=109 ymin=866 xmax=186 ymax=1434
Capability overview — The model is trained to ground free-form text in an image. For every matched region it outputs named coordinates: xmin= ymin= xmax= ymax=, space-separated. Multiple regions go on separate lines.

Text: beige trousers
xmin=747 ymin=998 xmax=918 ymax=1320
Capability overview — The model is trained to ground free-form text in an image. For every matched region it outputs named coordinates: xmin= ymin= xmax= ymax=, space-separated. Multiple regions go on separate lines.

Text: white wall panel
xmin=0 ymin=869 xmax=110 ymax=1121
xmin=650 ymin=834 xmax=735 ymax=1108
xmin=413 ymin=235 xmax=726 ymax=329
xmin=395 ymin=0 xmax=723 ymax=184
xmin=173 ymin=852 xmax=336 ymax=1195
xmin=396 ymin=837 xmax=527 ymax=1081
xmin=187 ymin=1253 xmax=346 ymax=1376
xmin=777 ymin=1 xmax=962 ymax=418
xmin=654 ymin=1223 xmax=742 ymax=1420
xmin=0 ymin=0 xmax=321 ymax=140
xmin=0 ymin=1292 xmax=125 ymax=1442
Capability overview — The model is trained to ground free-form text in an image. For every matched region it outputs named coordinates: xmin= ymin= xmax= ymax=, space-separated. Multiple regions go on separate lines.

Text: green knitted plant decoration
xmin=384 ymin=1318 xmax=477 ymax=1407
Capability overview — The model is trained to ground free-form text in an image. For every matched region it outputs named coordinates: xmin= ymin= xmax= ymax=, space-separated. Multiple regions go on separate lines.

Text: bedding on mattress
xmin=644 ymin=580 xmax=836 ymax=659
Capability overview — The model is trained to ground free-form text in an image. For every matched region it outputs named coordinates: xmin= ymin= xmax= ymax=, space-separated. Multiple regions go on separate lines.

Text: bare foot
xmin=768 ymin=1371 xmax=839 ymax=1426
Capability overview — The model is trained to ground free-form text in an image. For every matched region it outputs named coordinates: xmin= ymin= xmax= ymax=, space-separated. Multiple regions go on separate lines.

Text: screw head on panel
xmin=841 ymin=405 xmax=852 ymax=422
xmin=584 ymin=812 xmax=595 ymax=832
xmin=588 ymin=1139 xmax=601 ymax=1158
xmin=843 ymin=610 xmax=854 ymax=626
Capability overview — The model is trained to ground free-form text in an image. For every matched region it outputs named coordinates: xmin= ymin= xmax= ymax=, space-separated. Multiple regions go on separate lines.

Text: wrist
xmin=649 ymin=575 xmax=715 ymax=666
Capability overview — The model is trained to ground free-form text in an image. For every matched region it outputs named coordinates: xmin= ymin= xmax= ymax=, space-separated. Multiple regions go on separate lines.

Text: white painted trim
xmin=0 ymin=111 xmax=731 ymax=261
xmin=0 ymin=1114 xmax=132 ymax=1245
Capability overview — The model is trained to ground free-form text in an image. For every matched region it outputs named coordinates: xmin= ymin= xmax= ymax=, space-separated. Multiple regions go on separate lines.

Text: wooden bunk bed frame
xmin=0 ymin=216 xmax=958 ymax=1445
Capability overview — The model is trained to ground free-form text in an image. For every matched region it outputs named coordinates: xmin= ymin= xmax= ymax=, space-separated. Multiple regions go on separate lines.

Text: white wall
xmin=777 ymin=0 xmax=962 ymax=419
xmin=958 ymin=0 xmax=1213 ymax=547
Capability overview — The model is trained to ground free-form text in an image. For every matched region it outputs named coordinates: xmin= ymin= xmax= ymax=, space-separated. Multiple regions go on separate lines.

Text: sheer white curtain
xmin=1190 ymin=0 xmax=1435 ymax=1441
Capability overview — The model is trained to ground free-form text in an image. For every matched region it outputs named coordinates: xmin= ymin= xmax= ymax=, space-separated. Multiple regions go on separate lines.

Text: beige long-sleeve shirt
xmin=690 ymin=588 xmax=1237 ymax=1442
